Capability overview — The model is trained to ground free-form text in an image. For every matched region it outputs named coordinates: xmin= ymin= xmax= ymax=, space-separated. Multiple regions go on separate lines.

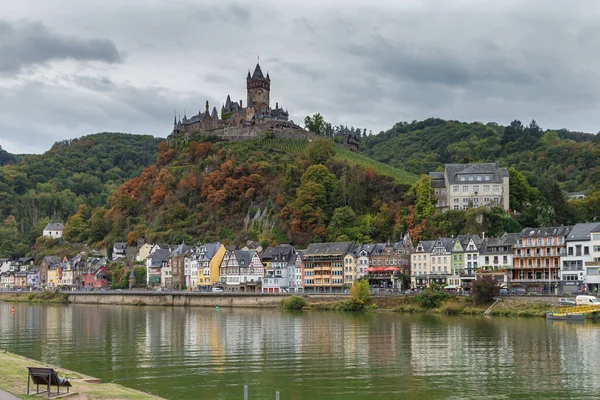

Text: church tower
xmin=246 ymin=63 xmax=270 ymax=114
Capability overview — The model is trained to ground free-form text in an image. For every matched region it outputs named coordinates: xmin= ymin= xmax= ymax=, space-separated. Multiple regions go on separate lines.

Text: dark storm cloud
xmin=0 ymin=19 xmax=122 ymax=74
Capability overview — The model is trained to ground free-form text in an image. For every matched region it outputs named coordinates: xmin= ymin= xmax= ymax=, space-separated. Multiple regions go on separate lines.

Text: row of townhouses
xmin=0 ymin=255 xmax=109 ymax=290
xmin=3 ymin=223 xmax=600 ymax=295
xmin=412 ymin=223 xmax=600 ymax=294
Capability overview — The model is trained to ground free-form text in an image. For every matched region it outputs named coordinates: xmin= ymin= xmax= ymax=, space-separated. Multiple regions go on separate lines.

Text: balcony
xmin=510 ymin=278 xmax=559 ymax=283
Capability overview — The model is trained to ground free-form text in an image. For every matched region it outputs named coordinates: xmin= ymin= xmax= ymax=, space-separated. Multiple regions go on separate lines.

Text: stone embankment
xmin=0 ymin=291 xmax=347 ymax=308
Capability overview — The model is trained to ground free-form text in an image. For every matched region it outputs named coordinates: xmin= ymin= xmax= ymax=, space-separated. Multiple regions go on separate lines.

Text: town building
xmin=82 ymin=265 xmax=109 ymax=289
xmin=302 ymin=242 xmax=354 ymax=293
xmin=169 ymin=243 xmax=191 ymax=290
xmin=196 ymin=243 xmax=226 ymax=289
xmin=219 ymin=249 xmax=264 ymax=292
xmin=136 ymin=243 xmax=154 ymax=262
xmin=477 ymin=232 xmax=519 ymax=288
xmin=112 ymin=242 xmax=127 ymax=260
xmin=367 ymin=236 xmax=413 ymax=290
xmin=43 ymin=222 xmax=64 ymax=239
xmin=510 ymin=226 xmax=571 ymax=293
xmin=146 ymin=249 xmax=170 ymax=287
xmin=455 ymin=235 xmax=483 ymax=287
xmin=261 ymin=245 xmax=297 ymax=293
xmin=27 ymin=268 xmax=40 ymax=288
xmin=39 ymin=256 xmax=61 ymax=288
xmin=430 ymin=162 xmax=510 ymax=212
xmin=586 ymin=225 xmax=600 ymax=292
xmin=560 ymin=223 xmax=599 ymax=294
xmin=0 ymin=271 xmax=14 ymax=288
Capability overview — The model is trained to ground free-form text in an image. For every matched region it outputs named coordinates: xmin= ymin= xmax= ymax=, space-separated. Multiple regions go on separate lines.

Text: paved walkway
xmin=0 ymin=390 xmax=18 ymax=400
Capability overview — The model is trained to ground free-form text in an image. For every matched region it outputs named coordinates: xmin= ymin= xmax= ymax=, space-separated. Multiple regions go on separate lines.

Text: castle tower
xmin=246 ymin=63 xmax=270 ymax=114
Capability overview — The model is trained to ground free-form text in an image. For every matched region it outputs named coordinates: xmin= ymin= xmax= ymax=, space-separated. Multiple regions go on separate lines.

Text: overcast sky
xmin=1 ymin=0 xmax=599 ymax=154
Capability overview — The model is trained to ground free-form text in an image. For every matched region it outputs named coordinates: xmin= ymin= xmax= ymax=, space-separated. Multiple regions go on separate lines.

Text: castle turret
xmin=211 ymin=107 xmax=218 ymax=119
xmin=247 ymin=63 xmax=270 ymax=114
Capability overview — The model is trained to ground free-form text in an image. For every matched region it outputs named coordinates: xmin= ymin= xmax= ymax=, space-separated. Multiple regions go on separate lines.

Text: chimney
xmin=240 ymin=100 xmax=243 ymax=108
xmin=276 ymin=102 xmax=279 ymax=109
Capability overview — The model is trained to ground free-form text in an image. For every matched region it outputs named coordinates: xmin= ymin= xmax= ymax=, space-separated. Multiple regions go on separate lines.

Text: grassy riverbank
xmin=0 ymin=292 xmax=69 ymax=304
xmin=0 ymin=351 xmax=163 ymax=399
xmin=309 ymin=294 xmax=564 ymax=317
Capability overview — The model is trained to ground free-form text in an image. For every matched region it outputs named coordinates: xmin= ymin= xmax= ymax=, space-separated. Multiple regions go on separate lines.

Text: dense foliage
xmin=361 ymin=118 xmax=600 ymax=226
xmin=470 ymin=275 xmax=500 ymax=304
xmin=0 ymin=133 xmax=162 ymax=255
xmin=74 ymin=134 xmax=414 ymax=248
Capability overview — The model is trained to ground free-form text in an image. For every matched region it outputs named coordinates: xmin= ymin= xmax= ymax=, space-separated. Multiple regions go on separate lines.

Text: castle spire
xmin=247 ymin=70 xmax=251 ymax=80
xmin=205 ymin=100 xmax=209 ymax=115
xmin=173 ymin=110 xmax=177 ymax=126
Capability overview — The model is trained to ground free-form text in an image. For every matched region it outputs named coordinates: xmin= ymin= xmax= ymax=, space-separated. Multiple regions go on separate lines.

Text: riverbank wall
xmin=0 ymin=292 xmax=348 ymax=308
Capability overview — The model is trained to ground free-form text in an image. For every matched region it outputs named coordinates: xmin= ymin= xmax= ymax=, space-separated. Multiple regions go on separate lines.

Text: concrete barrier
xmin=66 ymin=293 xmax=347 ymax=308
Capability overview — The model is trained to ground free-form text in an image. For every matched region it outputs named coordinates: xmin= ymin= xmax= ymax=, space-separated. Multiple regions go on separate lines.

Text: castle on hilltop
xmin=170 ymin=63 xmax=301 ymax=139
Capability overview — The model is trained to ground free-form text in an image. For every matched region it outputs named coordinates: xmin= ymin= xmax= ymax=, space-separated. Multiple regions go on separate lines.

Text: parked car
xmin=211 ymin=287 xmax=224 ymax=293
xmin=559 ymin=298 xmax=576 ymax=306
xmin=499 ymin=288 xmax=509 ymax=296
xmin=511 ymin=288 xmax=526 ymax=295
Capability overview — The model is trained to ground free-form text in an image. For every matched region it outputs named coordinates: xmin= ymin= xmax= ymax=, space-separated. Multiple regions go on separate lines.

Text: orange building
xmin=510 ymin=226 xmax=571 ymax=293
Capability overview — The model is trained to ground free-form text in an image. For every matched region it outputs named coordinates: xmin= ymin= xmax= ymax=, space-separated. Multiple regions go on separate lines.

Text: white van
xmin=575 ymin=295 xmax=600 ymax=306
xmin=211 ymin=287 xmax=224 ymax=293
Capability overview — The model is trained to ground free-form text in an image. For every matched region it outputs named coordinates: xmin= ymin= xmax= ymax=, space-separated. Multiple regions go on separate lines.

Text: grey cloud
xmin=0 ymin=19 xmax=122 ymax=74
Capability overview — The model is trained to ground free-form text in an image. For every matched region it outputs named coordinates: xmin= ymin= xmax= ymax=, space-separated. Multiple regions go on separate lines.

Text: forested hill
xmin=0 ymin=132 xmax=162 ymax=256
xmin=360 ymin=118 xmax=600 ymax=193
xmin=55 ymin=136 xmax=415 ymax=250
xmin=0 ymin=146 xmax=18 ymax=166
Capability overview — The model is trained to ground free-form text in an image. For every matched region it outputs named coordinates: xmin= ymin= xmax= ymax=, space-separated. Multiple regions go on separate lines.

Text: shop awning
xmin=444 ymin=285 xmax=459 ymax=289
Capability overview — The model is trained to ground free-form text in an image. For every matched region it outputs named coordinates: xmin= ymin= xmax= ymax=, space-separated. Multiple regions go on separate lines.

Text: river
xmin=1 ymin=302 xmax=600 ymax=399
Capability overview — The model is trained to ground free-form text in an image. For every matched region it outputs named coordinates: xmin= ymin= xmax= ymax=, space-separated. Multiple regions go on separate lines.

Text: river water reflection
xmin=1 ymin=302 xmax=600 ymax=399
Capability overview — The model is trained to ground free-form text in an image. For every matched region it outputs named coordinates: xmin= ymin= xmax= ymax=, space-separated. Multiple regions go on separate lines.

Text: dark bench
xmin=26 ymin=367 xmax=72 ymax=398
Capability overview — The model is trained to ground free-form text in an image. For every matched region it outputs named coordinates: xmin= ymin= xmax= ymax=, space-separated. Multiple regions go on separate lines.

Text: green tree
xmin=328 ymin=206 xmax=357 ymax=240
xmin=0 ymin=216 xmax=27 ymax=257
xmin=470 ymin=275 xmax=500 ymax=304
xmin=64 ymin=204 xmax=89 ymax=243
xmin=350 ymin=279 xmax=372 ymax=308
xmin=88 ymin=208 xmax=108 ymax=243
xmin=134 ymin=266 xmax=147 ymax=285
xmin=306 ymin=138 xmax=334 ymax=164
xmin=414 ymin=174 xmax=435 ymax=219
xmin=304 ymin=113 xmax=326 ymax=135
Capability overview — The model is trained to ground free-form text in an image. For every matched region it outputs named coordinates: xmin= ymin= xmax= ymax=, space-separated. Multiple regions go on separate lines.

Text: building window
xmin=477 ymin=176 xmax=482 ymax=181
xmin=460 ymin=177 xmax=466 ymax=181
xmin=442 ymin=189 xmax=447 ymax=195
xmin=462 ymin=185 xmax=468 ymax=192
xmin=485 ymin=176 xmax=490 ymax=181
xmin=454 ymin=199 xmax=459 ymax=204
xmin=463 ymin=198 xmax=469 ymax=203
xmin=473 ymin=185 xmax=479 ymax=192
xmin=453 ymin=185 xmax=459 ymax=192
xmin=454 ymin=205 xmax=459 ymax=210
xmin=483 ymin=185 xmax=490 ymax=192
xmin=468 ymin=176 xmax=473 ymax=181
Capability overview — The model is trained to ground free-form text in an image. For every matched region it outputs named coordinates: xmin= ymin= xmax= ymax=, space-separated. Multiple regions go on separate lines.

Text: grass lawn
xmin=0 ymin=351 xmax=163 ymax=400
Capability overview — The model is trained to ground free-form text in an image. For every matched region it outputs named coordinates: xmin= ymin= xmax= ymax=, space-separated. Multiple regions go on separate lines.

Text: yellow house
xmin=137 ymin=243 xmax=153 ymax=262
xmin=47 ymin=268 xmax=59 ymax=288
xmin=197 ymin=243 xmax=227 ymax=286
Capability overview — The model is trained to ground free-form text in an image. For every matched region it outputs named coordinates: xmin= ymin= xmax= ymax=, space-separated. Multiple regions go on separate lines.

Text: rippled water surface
xmin=2 ymin=302 xmax=600 ymax=399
